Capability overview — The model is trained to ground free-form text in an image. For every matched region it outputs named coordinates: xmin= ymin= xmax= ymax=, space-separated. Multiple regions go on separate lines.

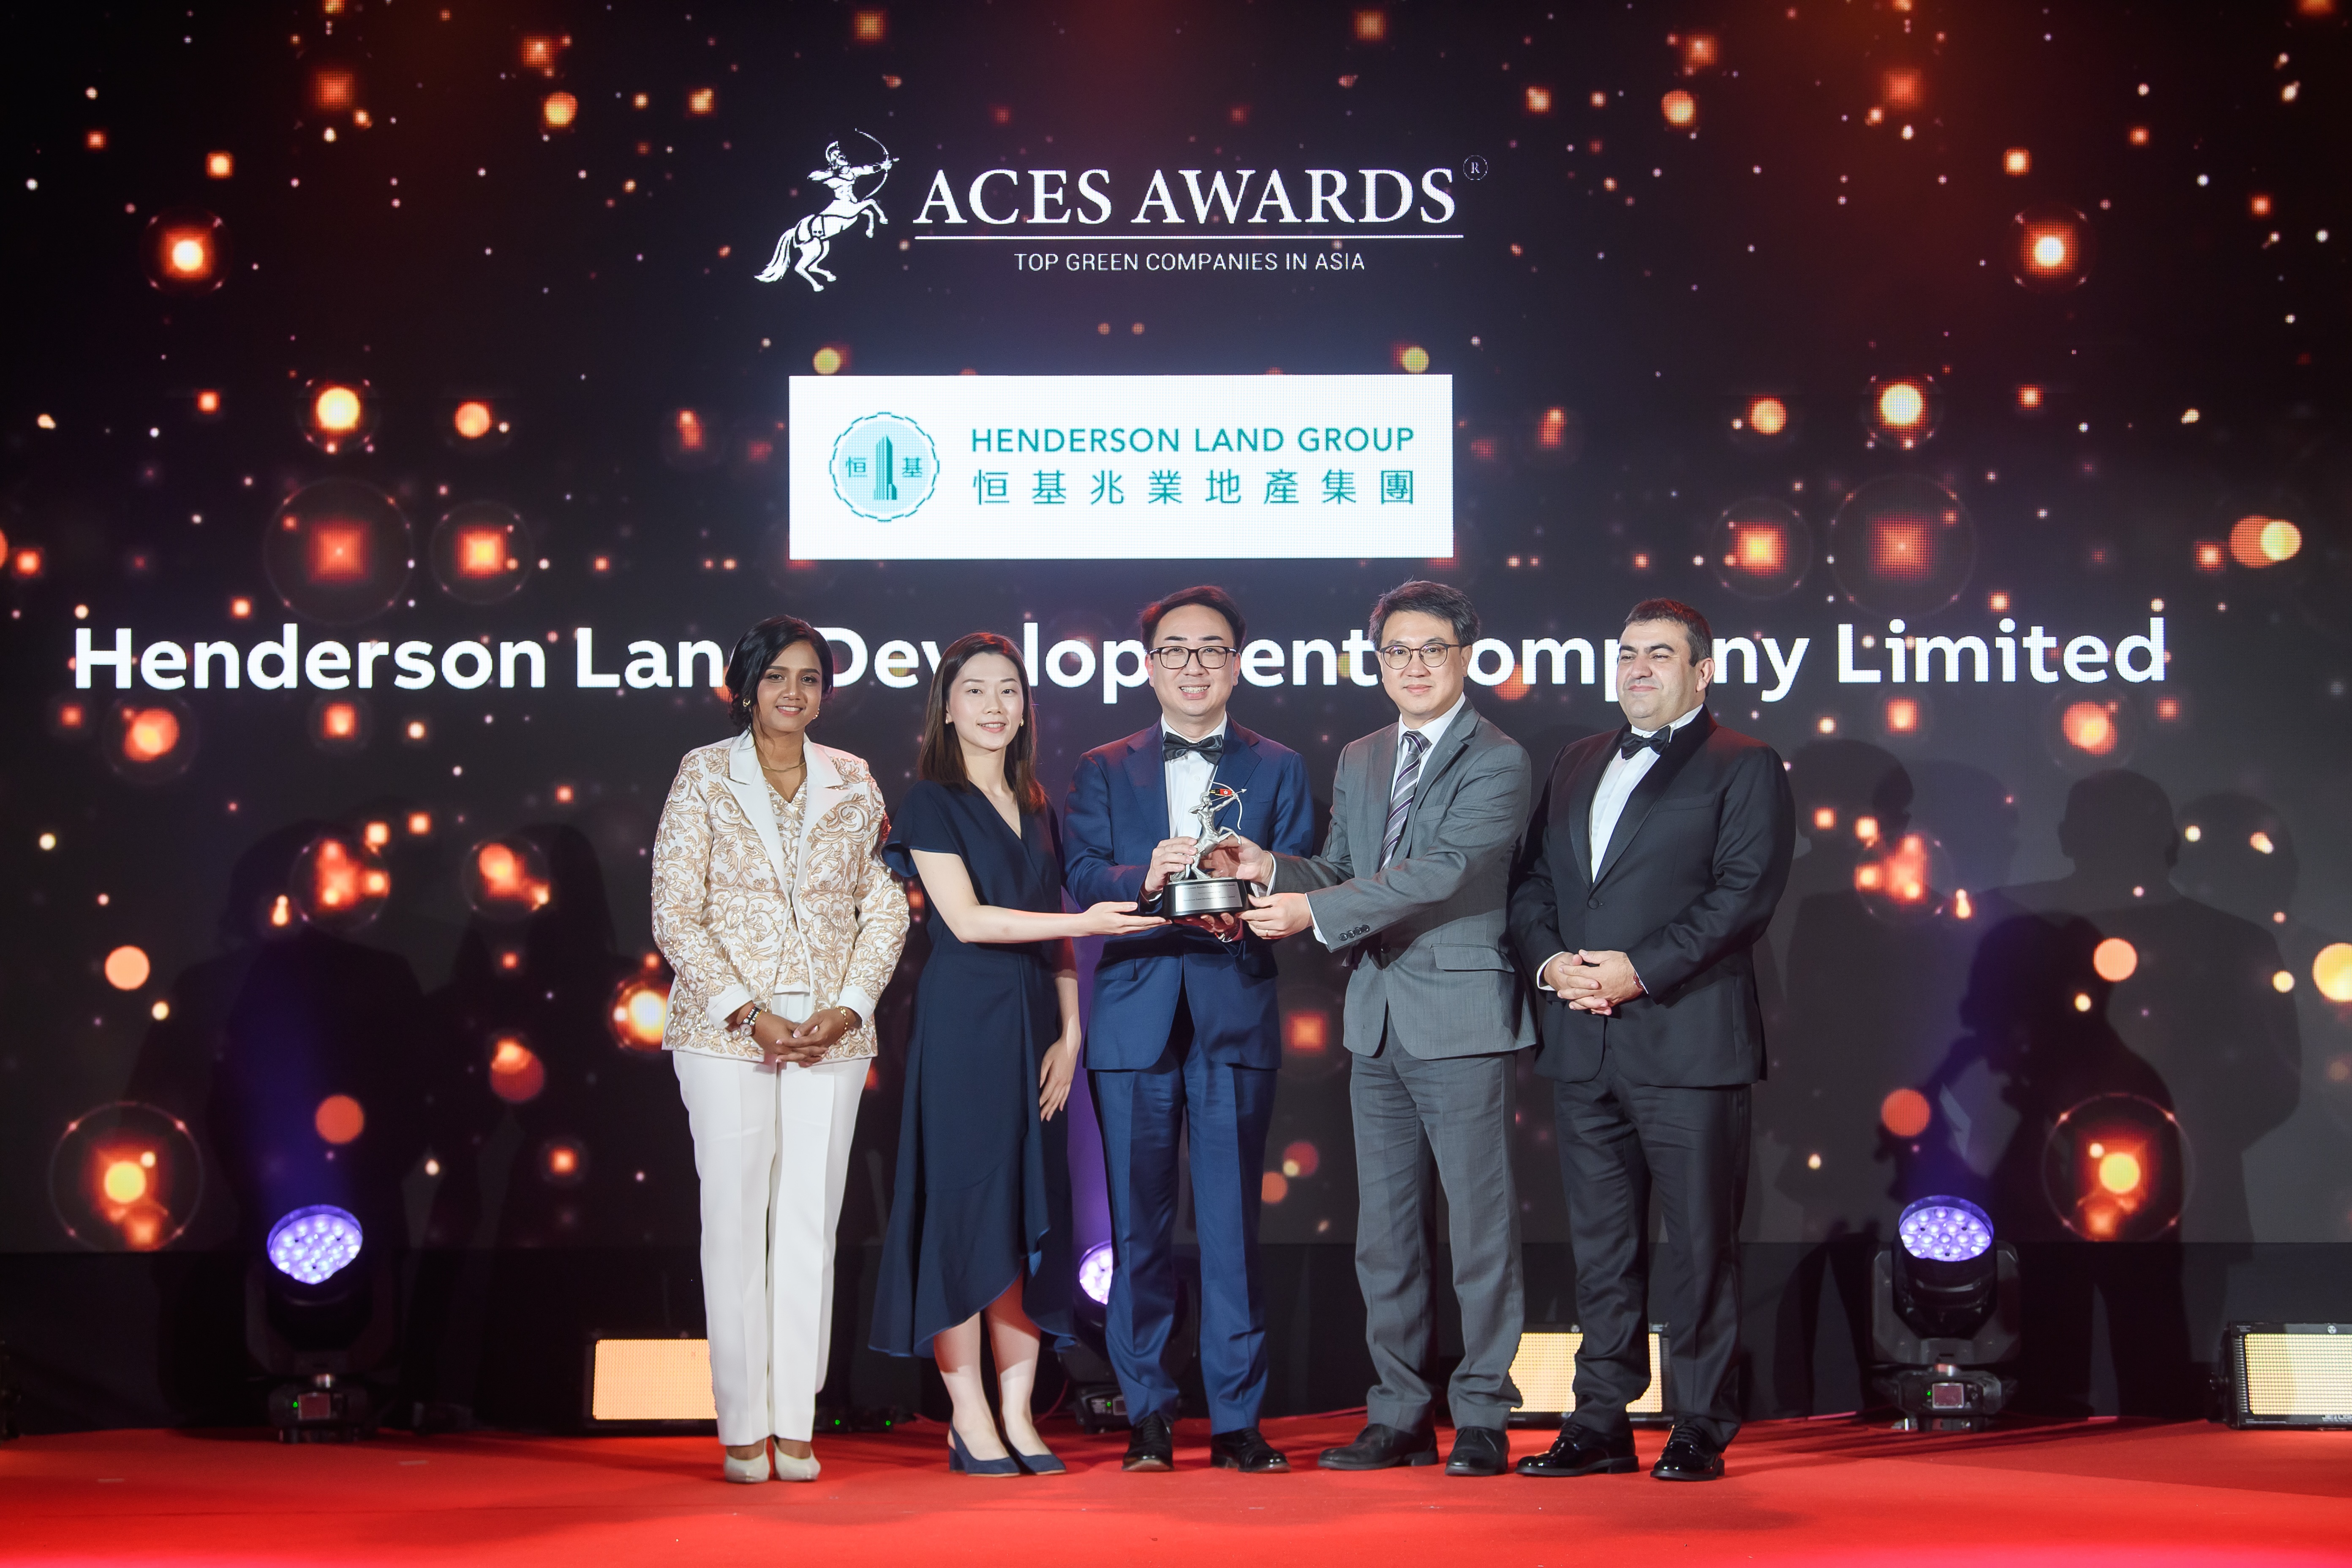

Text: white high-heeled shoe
xmin=721 ymin=1445 xmax=772 ymax=1484
xmin=771 ymin=1448 xmax=821 ymax=1483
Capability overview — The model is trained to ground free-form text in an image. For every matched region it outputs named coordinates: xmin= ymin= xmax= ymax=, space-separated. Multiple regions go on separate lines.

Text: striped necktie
xmin=1379 ymin=729 xmax=1429 ymax=870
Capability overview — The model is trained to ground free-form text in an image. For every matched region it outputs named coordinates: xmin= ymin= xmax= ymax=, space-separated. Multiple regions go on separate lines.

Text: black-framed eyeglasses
xmin=1378 ymin=642 xmax=1462 ymax=670
xmin=1149 ymin=645 xmax=1236 ymax=670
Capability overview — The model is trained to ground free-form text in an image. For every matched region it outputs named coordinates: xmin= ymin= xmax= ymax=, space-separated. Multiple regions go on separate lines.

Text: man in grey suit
xmin=1202 ymin=580 xmax=1533 ymax=1478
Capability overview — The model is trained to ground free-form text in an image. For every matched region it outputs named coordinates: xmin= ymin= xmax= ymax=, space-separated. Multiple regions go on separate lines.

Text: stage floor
xmin=4 ymin=1414 xmax=2349 ymax=1565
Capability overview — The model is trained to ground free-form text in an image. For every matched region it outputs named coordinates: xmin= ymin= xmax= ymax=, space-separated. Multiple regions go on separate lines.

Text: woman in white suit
xmin=651 ymin=615 xmax=910 ymax=1483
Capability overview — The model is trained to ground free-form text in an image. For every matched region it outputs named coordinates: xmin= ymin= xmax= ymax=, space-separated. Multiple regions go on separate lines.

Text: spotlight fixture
xmin=1871 ymin=1196 xmax=2020 ymax=1431
xmin=1063 ymin=1241 xmax=1130 ymax=1433
xmin=250 ymin=1205 xmax=397 ymax=1442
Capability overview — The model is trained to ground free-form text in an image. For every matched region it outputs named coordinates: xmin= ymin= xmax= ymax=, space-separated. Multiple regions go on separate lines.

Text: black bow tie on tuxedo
xmin=1619 ymin=726 xmax=1674 ymax=761
xmin=1164 ymin=732 xmax=1226 ymax=763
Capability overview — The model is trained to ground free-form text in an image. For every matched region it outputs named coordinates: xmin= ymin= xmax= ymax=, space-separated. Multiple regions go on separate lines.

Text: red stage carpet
xmin=4 ymin=1414 xmax=2348 ymax=1566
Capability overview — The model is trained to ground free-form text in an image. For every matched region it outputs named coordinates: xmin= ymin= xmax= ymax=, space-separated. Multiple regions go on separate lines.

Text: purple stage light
xmin=267 ymin=1204 xmax=364 ymax=1284
xmin=1897 ymin=1197 xmax=1993 ymax=1263
xmin=1078 ymin=1241 xmax=1115 ymax=1306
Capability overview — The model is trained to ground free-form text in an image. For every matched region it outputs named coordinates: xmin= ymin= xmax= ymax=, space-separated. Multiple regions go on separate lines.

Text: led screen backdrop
xmin=5 ymin=0 xmax=2352 ymax=1306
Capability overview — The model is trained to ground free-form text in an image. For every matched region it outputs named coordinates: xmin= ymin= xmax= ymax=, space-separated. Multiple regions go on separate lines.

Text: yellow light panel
xmin=590 ymin=1338 xmax=717 ymax=1422
xmin=1509 ymin=1330 xmax=1664 ymax=1416
xmin=2242 ymin=1333 xmax=2352 ymax=1418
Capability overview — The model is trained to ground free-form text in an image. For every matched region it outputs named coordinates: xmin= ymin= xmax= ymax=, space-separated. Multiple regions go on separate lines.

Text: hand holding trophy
xmin=1140 ymin=781 xmax=1252 ymax=919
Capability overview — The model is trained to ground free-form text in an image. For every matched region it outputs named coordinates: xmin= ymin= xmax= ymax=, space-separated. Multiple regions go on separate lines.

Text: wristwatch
xmin=734 ymin=1001 xmax=764 ymax=1037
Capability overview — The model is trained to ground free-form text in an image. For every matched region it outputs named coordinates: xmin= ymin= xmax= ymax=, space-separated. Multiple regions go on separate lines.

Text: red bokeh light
xmin=2061 ymin=701 xmax=2120 ymax=755
xmin=320 ymin=702 xmax=359 ymax=740
xmin=455 ymin=526 xmax=509 ymax=577
xmin=120 ymin=707 xmax=181 ymax=763
xmin=307 ymin=521 xmax=370 ymax=582
xmin=1732 ymin=524 xmax=1786 ymax=574
xmin=1870 ymin=517 xmax=1933 ymax=578
xmin=1881 ymin=1088 xmax=1931 ymax=1138
xmin=609 ymin=975 xmax=671 ymax=1051
xmin=1285 ymin=1010 xmax=1329 ymax=1054
xmin=490 ymin=1036 xmax=546 ymax=1103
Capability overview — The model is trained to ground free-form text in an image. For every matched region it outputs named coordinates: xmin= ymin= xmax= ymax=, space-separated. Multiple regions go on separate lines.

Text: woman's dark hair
xmin=916 ymin=632 xmax=1048 ymax=813
xmin=1138 ymin=583 xmax=1245 ymax=647
xmin=726 ymin=615 xmax=833 ymax=730
xmin=1368 ymin=578 xmax=1481 ymax=647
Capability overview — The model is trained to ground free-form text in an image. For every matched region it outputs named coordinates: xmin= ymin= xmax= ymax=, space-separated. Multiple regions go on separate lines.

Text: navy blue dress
xmin=871 ymin=781 xmax=1074 ymax=1358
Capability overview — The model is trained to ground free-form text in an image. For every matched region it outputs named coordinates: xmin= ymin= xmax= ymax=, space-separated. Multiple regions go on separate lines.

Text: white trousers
xmin=673 ymin=1029 xmax=866 ymax=1446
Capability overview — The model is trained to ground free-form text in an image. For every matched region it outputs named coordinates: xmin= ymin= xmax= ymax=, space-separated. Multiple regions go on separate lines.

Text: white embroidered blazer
xmin=651 ymin=732 xmax=909 ymax=1062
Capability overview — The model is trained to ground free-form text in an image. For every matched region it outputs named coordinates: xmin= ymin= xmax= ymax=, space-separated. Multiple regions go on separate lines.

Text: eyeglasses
xmin=1378 ymin=642 xmax=1462 ymax=670
xmin=1149 ymin=645 xmax=1235 ymax=670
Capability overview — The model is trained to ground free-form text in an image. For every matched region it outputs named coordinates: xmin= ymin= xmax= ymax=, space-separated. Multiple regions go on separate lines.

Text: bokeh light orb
xmin=1281 ymin=1140 xmax=1321 ymax=1179
xmin=267 ymin=1205 xmax=364 ymax=1284
xmin=542 ymin=91 xmax=578 ymax=129
xmin=1396 ymin=344 xmax=1430 ymax=374
xmin=1897 ymin=1196 xmax=1992 ymax=1262
xmin=1881 ymin=1087 xmax=1933 ymax=1139
xmin=1261 ymin=1171 xmax=1290 ymax=1203
xmin=608 ymin=974 xmax=671 ymax=1051
xmin=299 ymin=378 xmax=377 ymax=454
xmin=1661 ymin=89 xmax=1697 ymax=128
xmin=488 ymin=1034 xmax=547 ymax=1103
xmin=1828 ymin=474 xmax=1976 ymax=617
xmin=2228 ymin=514 xmax=2303 ymax=568
xmin=1876 ymin=381 xmax=1927 ymax=431
xmin=49 ymin=1102 xmax=203 ymax=1252
xmin=103 ymin=945 xmax=152 ymax=990
xmin=540 ymin=1138 xmax=588 ymax=1187
xmin=1851 ymin=830 xmax=1952 ymax=925
xmin=108 ymin=700 xmax=198 ymax=785
xmin=291 ymin=831 xmax=391 ymax=932
xmin=2092 ymin=937 xmax=2139 ymax=983
xmin=2314 ymin=943 xmax=2352 ymax=1004
xmin=1745 ymin=395 xmax=1788 ymax=437
xmin=1078 ymin=1241 xmax=1116 ymax=1306
xmin=453 ymin=400 xmax=493 ymax=439
xmin=313 ymin=386 xmax=362 ymax=434
xmin=141 ymin=209 xmax=228 ymax=294
xmin=2044 ymin=695 xmax=2139 ymax=773
xmin=264 ymin=478 xmax=413 ymax=625
xmin=2011 ymin=205 xmax=2093 ymax=291
xmin=313 ymin=1094 xmax=365 ymax=1145
xmin=1710 ymin=498 xmax=1813 ymax=600
xmin=429 ymin=501 xmax=531 ymax=604
xmin=310 ymin=694 xmax=372 ymax=753
xmin=2044 ymin=1093 xmax=2189 ymax=1241
xmin=466 ymin=835 xmax=553 ymax=921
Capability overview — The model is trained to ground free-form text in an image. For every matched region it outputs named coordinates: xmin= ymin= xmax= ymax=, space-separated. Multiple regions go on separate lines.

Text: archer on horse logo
xmin=757 ymin=133 xmax=896 ymax=292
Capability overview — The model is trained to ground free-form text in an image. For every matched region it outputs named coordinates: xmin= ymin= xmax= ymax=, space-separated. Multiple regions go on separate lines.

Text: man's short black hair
xmin=1139 ymin=584 xmax=1245 ymax=647
xmin=1369 ymin=579 xmax=1480 ymax=648
xmin=725 ymin=615 xmax=833 ymax=729
xmin=1623 ymin=598 xmax=1713 ymax=664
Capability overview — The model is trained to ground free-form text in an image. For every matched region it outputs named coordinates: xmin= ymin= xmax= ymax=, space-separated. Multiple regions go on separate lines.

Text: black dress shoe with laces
xmin=1316 ymin=1422 xmax=1440 ymax=1470
xmin=1650 ymin=1423 xmax=1725 ymax=1481
xmin=1515 ymin=1425 xmax=1640 ymax=1478
xmin=1123 ymin=1412 xmax=1176 ymax=1472
xmin=1443 ymin=1426 xmax=1510 ymax=1476
xmin=1208 ymin=1426 xmax=1290 ymax=1473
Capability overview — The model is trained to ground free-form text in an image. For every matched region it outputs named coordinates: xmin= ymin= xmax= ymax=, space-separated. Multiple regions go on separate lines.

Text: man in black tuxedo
xmin=1507 ymin=599 xmax=1794 ymax=1481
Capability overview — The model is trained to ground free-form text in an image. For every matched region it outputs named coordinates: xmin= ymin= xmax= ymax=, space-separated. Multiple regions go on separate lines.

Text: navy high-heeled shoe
xmin=1010 ymin=1445 xmax=1067 ymax=1476
xmin=947 ymin=1425 xmax=1022 ymax=1478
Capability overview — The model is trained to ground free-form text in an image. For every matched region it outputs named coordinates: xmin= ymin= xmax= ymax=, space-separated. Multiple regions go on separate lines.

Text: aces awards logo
xmin=827 ymin=413 xmax=939 ymax=522
xmin=757 ymin=133 xmax=896 ymax=292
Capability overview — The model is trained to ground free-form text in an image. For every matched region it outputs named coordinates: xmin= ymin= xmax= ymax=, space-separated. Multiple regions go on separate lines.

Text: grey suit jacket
xmin=1272 ymin=703 xmax=1536 ymax=1059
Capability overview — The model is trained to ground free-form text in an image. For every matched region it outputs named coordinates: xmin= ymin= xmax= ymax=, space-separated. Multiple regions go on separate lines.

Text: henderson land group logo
xmin=757 ymin=137 xmax=1473 ymax=289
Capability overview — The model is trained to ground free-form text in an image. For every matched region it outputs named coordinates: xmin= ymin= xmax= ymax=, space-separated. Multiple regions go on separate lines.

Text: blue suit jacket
xmin=1064 ymin=722 xmax=1315 ymax=1070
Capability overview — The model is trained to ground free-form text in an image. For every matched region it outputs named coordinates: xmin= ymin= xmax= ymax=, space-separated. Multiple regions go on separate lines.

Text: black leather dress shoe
xmin=1516 ymin=1425 xmax=1639 ymax=1478
xmin=1443 ymin=1426 xmax=1510 ymax=1476
xmin=1123 ymin=1413 xmax=1175 ymax=1472
xmin=1317 ymin=1422 xmax=1440 ymax=1470
xmin=1650 ymin=1423 xmax=1725 ymax=1481
xmin=1208 ymin=1426 xmax=1290 ymax=1473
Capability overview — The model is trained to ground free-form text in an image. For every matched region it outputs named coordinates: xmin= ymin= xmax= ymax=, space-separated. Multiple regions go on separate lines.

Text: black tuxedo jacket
xmin=1508 ymin=708 xmax=1795 ymax=1087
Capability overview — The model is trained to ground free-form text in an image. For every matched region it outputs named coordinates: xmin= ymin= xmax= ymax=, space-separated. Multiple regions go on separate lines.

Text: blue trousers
xmin=1089 ymin=992 xmax=1276 ymax=1432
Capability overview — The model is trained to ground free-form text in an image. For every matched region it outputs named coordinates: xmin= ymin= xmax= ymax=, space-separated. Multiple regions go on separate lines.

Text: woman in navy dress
xmin=872 ymin=632 xmax=1162 ymax=1475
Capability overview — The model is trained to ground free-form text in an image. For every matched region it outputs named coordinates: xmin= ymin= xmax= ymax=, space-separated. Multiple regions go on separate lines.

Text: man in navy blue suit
xmin=1064 ymin=585 xmax=1314 ymax=1474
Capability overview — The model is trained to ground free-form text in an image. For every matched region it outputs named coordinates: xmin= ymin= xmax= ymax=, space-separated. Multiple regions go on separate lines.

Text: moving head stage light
xmin=1873 ymin=1197 xmax=2021 ymax=1432
xmin=249 ymin=1205 xmax=397 ymax=1442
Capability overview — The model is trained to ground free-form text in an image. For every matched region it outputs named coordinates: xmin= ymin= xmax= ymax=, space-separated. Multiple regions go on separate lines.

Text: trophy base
xmin=1146 ymin=877 xmax=1251 ymax=918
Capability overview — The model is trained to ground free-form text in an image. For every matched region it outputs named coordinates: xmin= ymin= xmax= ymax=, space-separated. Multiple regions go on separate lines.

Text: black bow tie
xmin=1619 ymin=726 xmax=1674 ymax=761
xmin=1164 ymin=732 xmax=1226 ymax=763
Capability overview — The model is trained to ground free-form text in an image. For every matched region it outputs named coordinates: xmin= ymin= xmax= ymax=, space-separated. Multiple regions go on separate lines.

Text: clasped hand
xmin=731 ymin=1004 xmax=852 ymax=1068
xmin=1541 ymin=950 xmax=1642 ymax=1014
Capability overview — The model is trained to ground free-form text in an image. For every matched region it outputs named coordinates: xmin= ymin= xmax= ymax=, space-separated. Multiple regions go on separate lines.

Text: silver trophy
xmin=1145 ymin=781 xmax=1252 ymax=918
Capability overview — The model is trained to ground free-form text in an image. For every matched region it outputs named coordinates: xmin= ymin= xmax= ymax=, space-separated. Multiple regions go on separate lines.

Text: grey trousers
xmin=1349 ymin=1028 xmax=1524 ymax=1432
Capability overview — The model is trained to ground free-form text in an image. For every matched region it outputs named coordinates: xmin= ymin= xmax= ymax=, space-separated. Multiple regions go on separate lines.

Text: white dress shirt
xmin=1309 ymin=694 xmax=1468 ymax=947
xmin=1162 ymin=716 xmax=1229 ymax=841
xmin=1537 ymin=702 xmax=1704 ymax=996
